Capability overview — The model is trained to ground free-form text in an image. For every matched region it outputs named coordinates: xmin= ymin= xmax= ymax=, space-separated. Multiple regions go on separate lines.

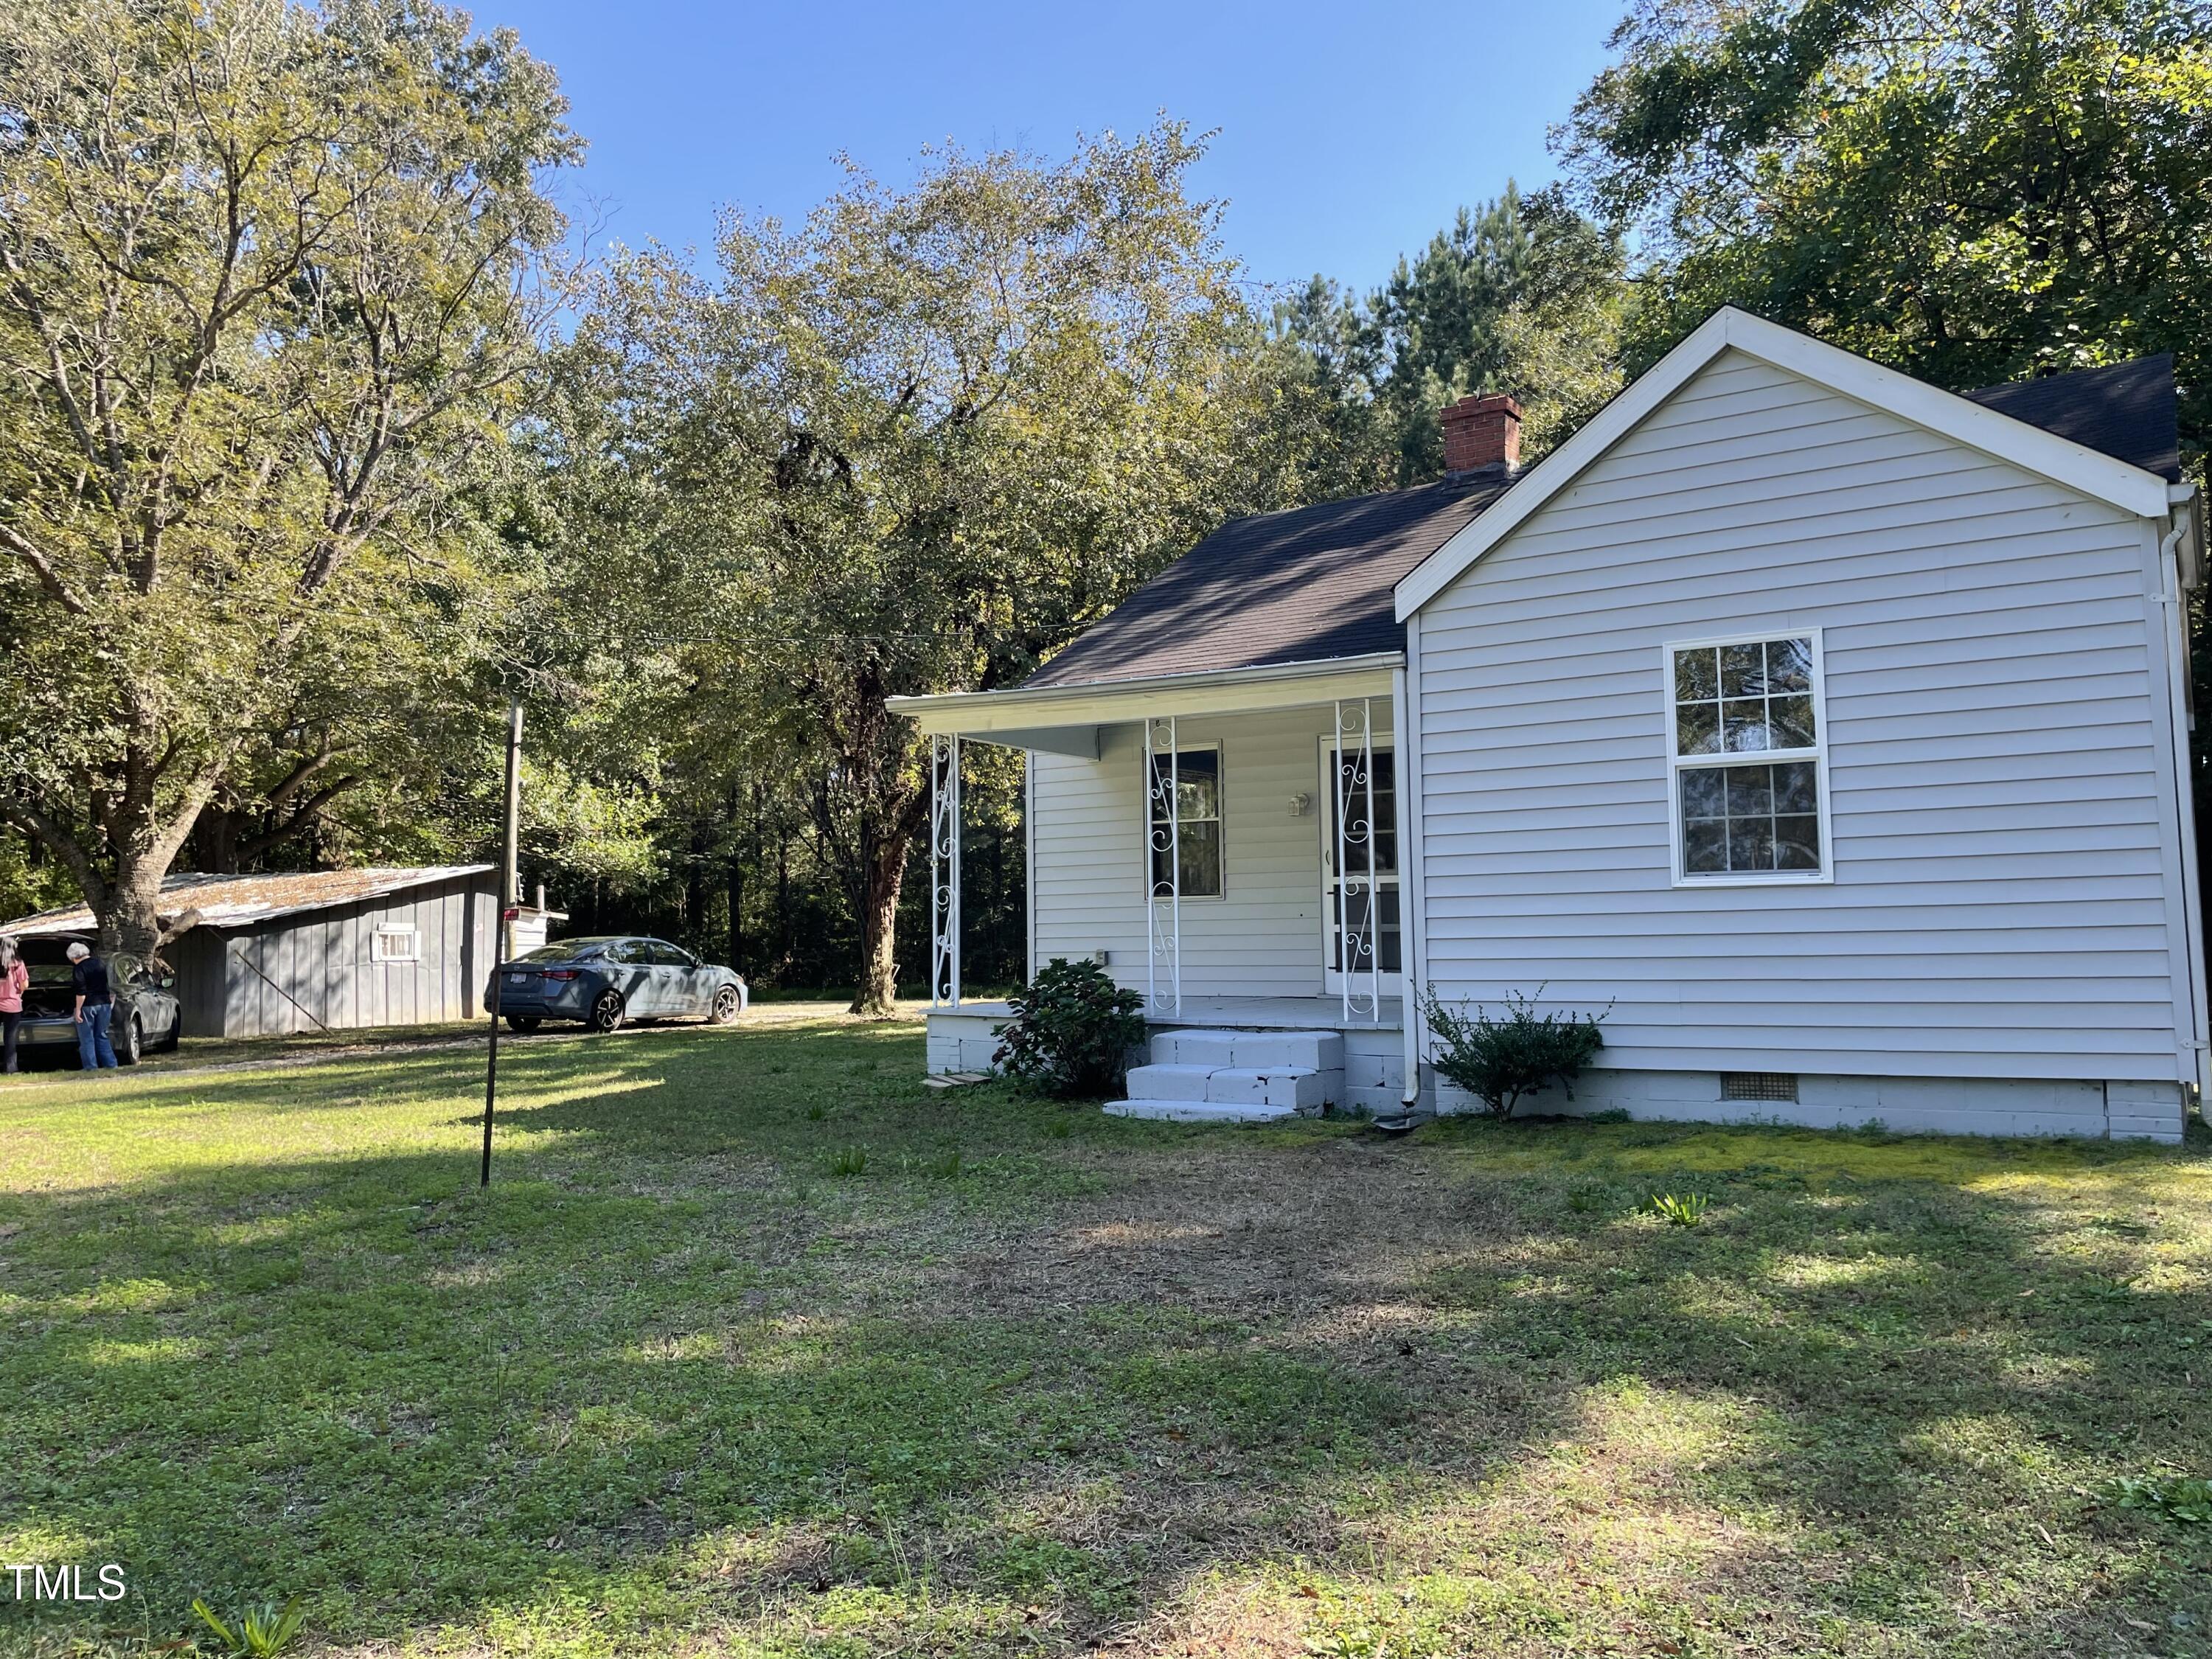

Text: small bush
xmin=2109 ymin=1475 xmax=2212 ymax=1524
xmin=192 ymin=1598 xmax=307 ymax=1658
xmin=1421 ymin=984 xmax=1608 ymax=1120
xmin=1644 ymin=1192 xmax=1711 ymax=1226
xmin=993 ymin=959 xmax=1148 ymax=1098
xmin=827 ymin=1145 xmax=868 ymax=1178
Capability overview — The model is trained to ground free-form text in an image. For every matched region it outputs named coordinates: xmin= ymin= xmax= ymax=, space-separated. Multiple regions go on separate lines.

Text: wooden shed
xmin=8 ymin=866 xmax=499 ymax=1038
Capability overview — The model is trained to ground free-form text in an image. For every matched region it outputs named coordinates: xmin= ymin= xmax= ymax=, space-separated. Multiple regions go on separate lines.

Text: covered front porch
xmin=889 ymin=653 xmax=1423 ymax=1118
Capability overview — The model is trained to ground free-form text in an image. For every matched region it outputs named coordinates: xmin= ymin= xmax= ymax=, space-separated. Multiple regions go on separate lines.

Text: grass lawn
xmin=1 ymin=1020 xmax=2209 ymax=1658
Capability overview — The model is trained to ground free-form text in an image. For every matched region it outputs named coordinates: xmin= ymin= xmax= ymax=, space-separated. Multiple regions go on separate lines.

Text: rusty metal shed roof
xmin=2 ymin=865 xmax=495 ymax=938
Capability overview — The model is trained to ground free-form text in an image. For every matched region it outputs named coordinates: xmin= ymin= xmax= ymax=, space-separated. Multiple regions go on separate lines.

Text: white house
xmin=891 ymin=308 xmax=2206 ymax=1142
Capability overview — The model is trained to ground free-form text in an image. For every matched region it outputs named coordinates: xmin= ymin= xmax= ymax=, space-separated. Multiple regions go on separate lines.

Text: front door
xmin=1321 ymin=740 xmax=1402 ymax=995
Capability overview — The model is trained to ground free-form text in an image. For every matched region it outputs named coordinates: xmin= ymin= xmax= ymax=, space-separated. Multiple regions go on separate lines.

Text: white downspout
xmin=2157 ymin=491 xmax=2209 ymax=1091
xmin=1395 ymin=627 xmax=1428 ymax=1110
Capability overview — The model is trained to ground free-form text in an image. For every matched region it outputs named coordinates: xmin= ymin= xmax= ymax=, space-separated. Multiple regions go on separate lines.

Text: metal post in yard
xmin=482 ymin=700 xmax=523 ymax=1189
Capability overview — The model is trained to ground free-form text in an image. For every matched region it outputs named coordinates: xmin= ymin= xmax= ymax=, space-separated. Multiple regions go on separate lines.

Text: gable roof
xmin=1396 ymin=307 xmax=2180 ymax=619
xmin=4 ymin=865 xmax=494 ymax=938
xmin=1021 ymin=471 xmax=1509 ymax=690
xmin=1964 ymin=354 xmax=2180 ymax=482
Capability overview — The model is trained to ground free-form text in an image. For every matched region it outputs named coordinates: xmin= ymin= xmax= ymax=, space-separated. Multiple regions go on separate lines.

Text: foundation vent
xmin=1722 ymin=1071 xmax=1798 ymax=1103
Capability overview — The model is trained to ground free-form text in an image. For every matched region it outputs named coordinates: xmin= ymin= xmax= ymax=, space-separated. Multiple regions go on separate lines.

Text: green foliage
xmin=1563 ymin=0 xmax=2212 ymax=462
xmin=1420 ymin=984 xmax=1609 ymax=1120
xmin=190 ymin=1596 xmax=307 ymax=1658
xmin=993 ymin=957 xmax=1150 ymax=1098
xmin=1644 ymin=1192 xmax=1713 ymax=1226
xmin=2108 ymin=1474 xmax=2212 ymax=1523
xmin=0 ymin=0 xmax=578 ymax=957
xmin=555 ymin=122 xmax=1321 ymax=1012
xmin=828 ymin=1144 xmax=869 ymax=1178
xmin=1273 ymin=183 xmax=1633 ymax=482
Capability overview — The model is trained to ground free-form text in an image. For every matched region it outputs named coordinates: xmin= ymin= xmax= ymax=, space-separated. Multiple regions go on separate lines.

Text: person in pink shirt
xmin=0 ymin=936 xmax=26 ymax=1074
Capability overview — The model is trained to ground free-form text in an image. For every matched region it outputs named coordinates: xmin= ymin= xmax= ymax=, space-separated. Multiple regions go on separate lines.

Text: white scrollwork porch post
xmin=1144 ymin=715 xmax=1181 ymax=1015
xmin=1335 ymin=698 xmax=1380 ymax=1023
xmin=930 ymin=733 xmax=961 ymax=1008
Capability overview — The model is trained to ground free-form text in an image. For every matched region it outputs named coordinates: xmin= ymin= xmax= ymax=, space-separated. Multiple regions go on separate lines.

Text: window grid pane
xmin=1674 ymin=636 xmax=1815 ymax=757
xmin=1149 ymin=749 xmax=1223 ymax=897
xmin=1680 ymin=760 xmax=1821 ymax=877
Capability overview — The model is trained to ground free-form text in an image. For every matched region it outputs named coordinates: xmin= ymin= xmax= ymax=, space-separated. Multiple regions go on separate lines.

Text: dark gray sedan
xmin=15 ymin=933 xmax=182 ymax=1065
xmin=486 ymin=936 xmax=747 ymax=1034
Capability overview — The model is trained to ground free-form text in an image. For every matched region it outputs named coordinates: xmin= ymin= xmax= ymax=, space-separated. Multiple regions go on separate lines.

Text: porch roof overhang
xmin=887 ymin=651 xmax=1403 ymax=756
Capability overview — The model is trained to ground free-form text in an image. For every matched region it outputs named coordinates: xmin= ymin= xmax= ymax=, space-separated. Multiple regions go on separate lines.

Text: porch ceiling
xmin=886 ymin=651 xmax=1402 ymax=753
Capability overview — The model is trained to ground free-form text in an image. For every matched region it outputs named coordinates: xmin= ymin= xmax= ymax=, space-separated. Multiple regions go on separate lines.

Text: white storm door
xmin=1319 ymin=739 xmax=1403 ymax=995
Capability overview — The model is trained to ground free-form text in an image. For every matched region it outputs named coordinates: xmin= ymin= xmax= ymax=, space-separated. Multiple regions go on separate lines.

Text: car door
xmin=639 ymin=940 xmax=692 ymax=1015
xmin=658 ymin=944 xmax=712 ymax=1016
xmin=601 ymin=940 xmax=658 ymax=1015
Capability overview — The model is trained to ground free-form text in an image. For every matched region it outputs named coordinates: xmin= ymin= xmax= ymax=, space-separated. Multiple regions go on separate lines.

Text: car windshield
xmin=516 ymin=940 xmax=604 ymax=962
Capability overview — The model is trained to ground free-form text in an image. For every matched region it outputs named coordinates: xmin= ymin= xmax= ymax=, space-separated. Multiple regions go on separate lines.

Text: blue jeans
xmin=77 ymin=1003 xmax=117 ymax=1069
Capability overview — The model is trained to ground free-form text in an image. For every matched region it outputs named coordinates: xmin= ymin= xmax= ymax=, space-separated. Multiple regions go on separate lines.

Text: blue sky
xmin=471 ymin=0 xmax=1630 ymax=299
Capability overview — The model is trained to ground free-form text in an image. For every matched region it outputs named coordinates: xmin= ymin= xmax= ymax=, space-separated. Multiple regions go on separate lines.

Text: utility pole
xmin=481 ymin=700 xmax=523 ymax=1188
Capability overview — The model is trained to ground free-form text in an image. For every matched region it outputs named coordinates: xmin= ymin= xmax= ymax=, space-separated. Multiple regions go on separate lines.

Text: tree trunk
xmin=104 ymin=858 xmax=168 ymax=967
xmin=13 ymin=720 xmax=230 ymax=972
xmin=849 ymin=824 xmax=911 ymax=1017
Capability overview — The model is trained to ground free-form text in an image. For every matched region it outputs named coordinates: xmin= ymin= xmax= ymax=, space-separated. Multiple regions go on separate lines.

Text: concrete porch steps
xmin=1107 ymin=1028 xmax=1345 ymax=1124
xmin=1103 ymin=1098 xmax=1300 ymax=1124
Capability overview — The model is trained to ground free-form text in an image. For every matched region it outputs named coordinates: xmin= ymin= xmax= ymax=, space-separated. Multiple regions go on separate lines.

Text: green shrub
xmin=1644 ymin=1192 xmax=1711 ymax=1226
xmin=1420 ymin=984 xmax=1607 ymax=1120
xmin=827 ymin=1144 xmax=868 ymax=1178
xmin=2109 ymin=1475 xmax=2212 ymax=1523
xmin=192 ymin=1598 xmax=306 ymax=1658
xmin=993 ymin=959 xmax=1148 ymax=1098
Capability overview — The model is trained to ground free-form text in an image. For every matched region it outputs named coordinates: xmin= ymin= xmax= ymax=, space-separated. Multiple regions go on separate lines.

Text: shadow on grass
xmin=0 ymin=1027 xmax=2207 ymax=1655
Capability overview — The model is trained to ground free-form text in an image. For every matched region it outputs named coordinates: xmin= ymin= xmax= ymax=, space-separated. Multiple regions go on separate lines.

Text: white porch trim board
xmin=1394 ymin=647 xmax=1426 ymax=1110
xmin=888 ymin=653 xmax=1400 ymax=739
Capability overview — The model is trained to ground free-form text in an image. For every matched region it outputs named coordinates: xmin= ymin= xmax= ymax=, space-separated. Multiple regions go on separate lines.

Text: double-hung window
xmin=1147 ymin=746 xmax=1223 ymax=898
xmin=1666 ymin=630 xmax=1831 ymax=884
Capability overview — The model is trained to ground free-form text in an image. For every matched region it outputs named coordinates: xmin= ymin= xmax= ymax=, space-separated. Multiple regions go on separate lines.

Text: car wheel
xmin=116 ymin=1015 xmax=142 ymax=1066
xmin=159 ymin=1015 xmax=182 ymax=1052
xmin=709 ymin=984 xmax=743 ymax=1025
xmin=588 ymin=990 xmax=626 ymax=1033
xmin=506 ymin=1014 xmax=543 ymax=1034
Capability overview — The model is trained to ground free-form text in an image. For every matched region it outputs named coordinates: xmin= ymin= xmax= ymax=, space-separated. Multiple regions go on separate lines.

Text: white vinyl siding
xmin=1413 ymin=347 xmax=2189 ymax=1083
xmin=1027 ymin=706 xmax=1389 ymax=999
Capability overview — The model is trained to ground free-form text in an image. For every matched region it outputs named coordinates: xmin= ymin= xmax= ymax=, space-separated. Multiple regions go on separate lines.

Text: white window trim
xmin=1141 ymin=740 xmax=1226 ymax=902
xmin=1662 ymin=626 xmax=1835 ymax=888
xmin=371 ymin=923 xmax=422 ymax=964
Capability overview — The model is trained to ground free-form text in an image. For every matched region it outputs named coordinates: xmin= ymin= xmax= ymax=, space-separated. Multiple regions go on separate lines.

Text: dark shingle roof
xmin=1026 ymin=353 xmax=2180 ymax=692
xmin=1023 ymin=472 xmax=1510 ymax=689
xmin=1964 ymin=355 xmax=2180 ymax=482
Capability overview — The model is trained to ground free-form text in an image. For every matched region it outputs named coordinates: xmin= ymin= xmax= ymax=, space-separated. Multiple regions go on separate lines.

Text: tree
xmin=563 ymin=124 xmax=1316 ymax=1014
xmin=1561 ymin=0 xmax=2212 ymax=451
xmin=1274 ymin=184 xmax=1632 ymax=482
xmin=0 ymin=0 xmax=577 ymax=964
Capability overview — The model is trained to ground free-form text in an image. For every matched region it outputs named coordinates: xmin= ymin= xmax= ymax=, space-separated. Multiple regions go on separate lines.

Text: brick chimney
xmin=1441 ymin=393 xmax=1522 ymax=475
